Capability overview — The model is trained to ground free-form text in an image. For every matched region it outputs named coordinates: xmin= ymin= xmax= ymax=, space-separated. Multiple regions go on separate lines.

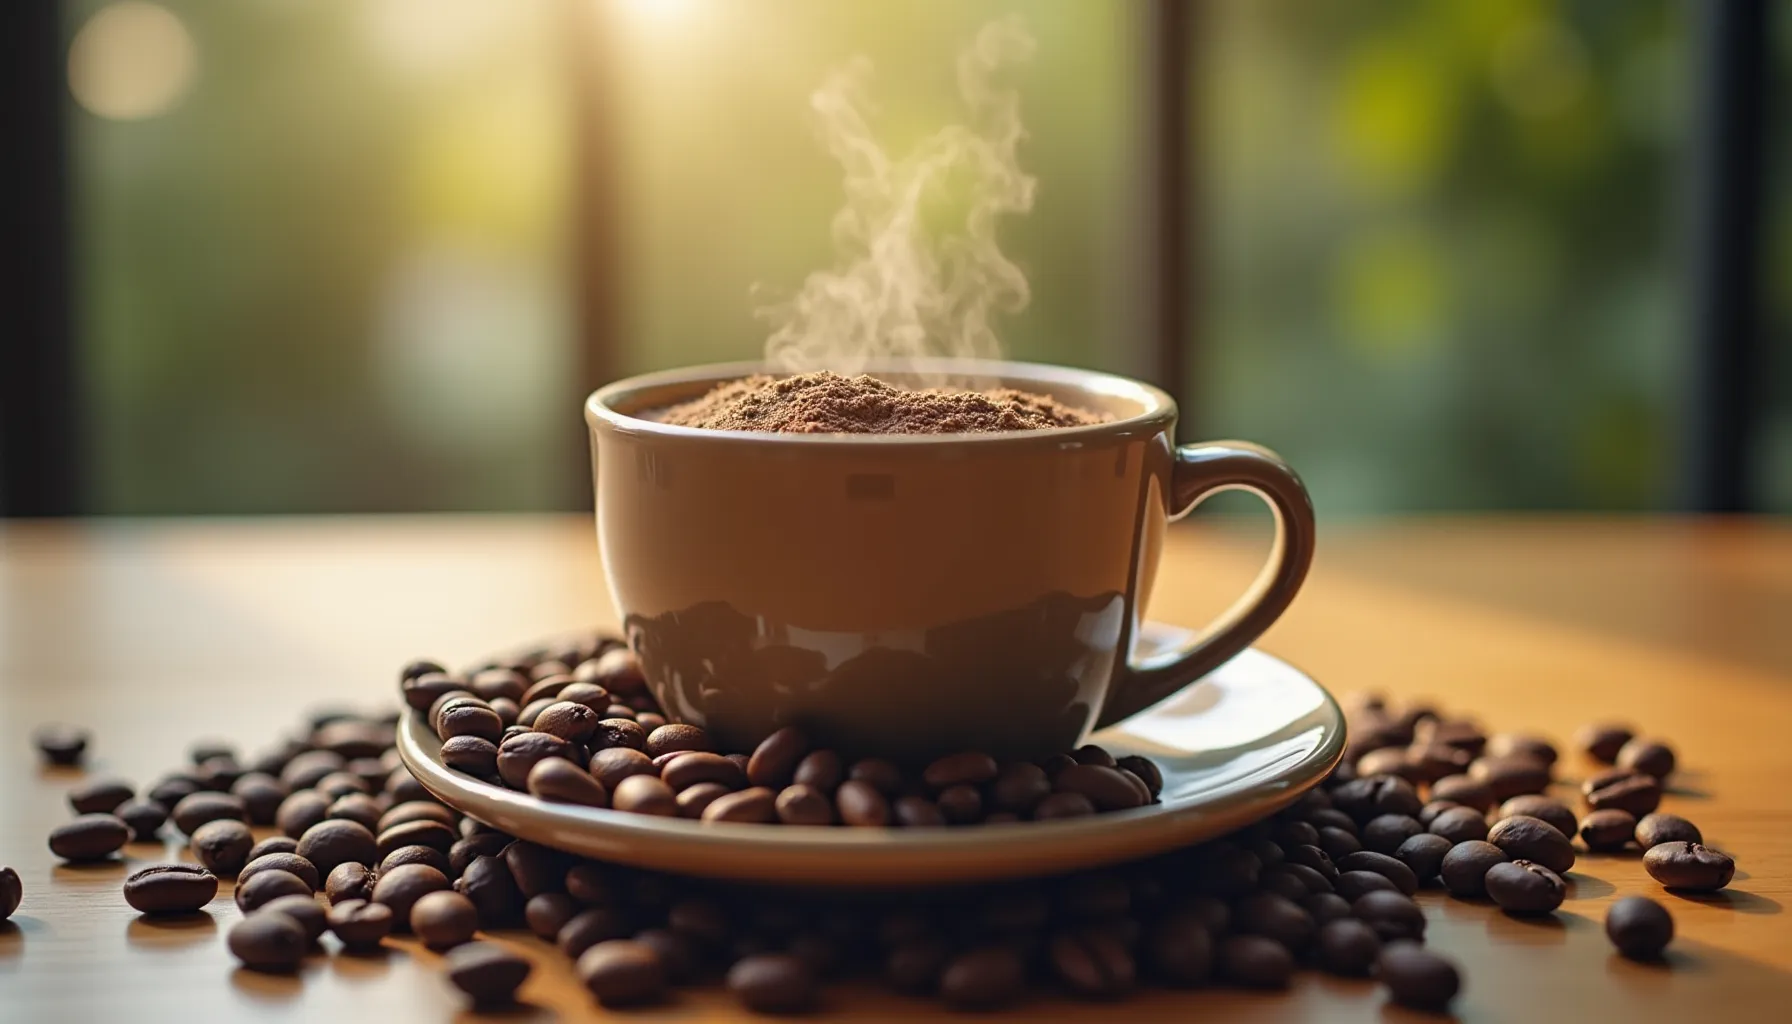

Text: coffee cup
xmin=586 ymin=359 xmax=1314 ymax=763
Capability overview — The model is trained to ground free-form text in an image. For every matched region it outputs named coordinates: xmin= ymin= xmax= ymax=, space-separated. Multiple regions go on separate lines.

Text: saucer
xmin=398 ymin=624 xmax=1344 ymax=886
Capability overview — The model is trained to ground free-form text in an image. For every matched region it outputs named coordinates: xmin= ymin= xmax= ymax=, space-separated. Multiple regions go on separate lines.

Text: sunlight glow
xmin=68 ymin=3 xmax=197 ymax=121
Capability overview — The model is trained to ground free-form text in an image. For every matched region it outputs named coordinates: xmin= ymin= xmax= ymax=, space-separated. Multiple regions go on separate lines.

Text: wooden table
xmin=2 ymin=516 xmax=1788 ymax=1021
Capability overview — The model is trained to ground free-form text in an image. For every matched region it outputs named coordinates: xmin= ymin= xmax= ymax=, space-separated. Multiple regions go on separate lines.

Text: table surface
xmin=1 ymin=515 xmax=1788 ymax=1022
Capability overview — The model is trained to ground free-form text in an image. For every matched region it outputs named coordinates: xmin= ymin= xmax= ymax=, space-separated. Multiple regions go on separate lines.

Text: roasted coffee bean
xmin=1216 ymin=934 xmax=1293 ymax=989
xmin=1428 ymin=805 xmax=1488 ymax=845
xmin=533 ymin=702 xmax=600 ymax=745
xmin=228 ymin=911 xmax=309 ymax=972
xmin=325 ymin=793 xmax=384 ymax=834
xmin=69 ymin=778 xmax=134 ymax=815
xmin=933 ymin=784 xmax=980 ymax=824
xmin=517 ymin=674 xmax=574 ymax=708
xmin=745 ymin=729 xmax=812 ymax=789
xmin=1336 ymin=851 xmax=1419 ymax=895
xmin=445 ymin=941 xmax=532 ymax=1005
xmin=372 ymin=863 xmax=450 ymax=931
xmin=327 ymin=898 xmax=393 ymax=952
xmin=48 ymin=814 xmax=129 ymax=862
xmin=582 ymin=648 xmax=646 ymax=695
xmin=1146 ymin=914 xmax=1218 ymax=982
xmin=634 ymin=927 xmax=700 ymax=984
xmin=279 ymin=749 xmax=345 ymax=792
xmin=836 ymin=780 xmax=892 ymax=826
xmin=1305 ymin=890 xmax=1354 ymax=927
xmin=940 ymin=945 xmax=1026 ymax=1009
xmin=521 ymin=758 xmax=608 ymax=808
xmin=643 ymin=724 xmax=708 ymax=759
xmin=1280 ymin=862 xmax=1333 ymax=896
xmin=122 ymin=863 xmax=218 ymax=915
xmin=446 ymin=834 xmax=509 ymax=879
xmin=588 ymin=747 xmax=656 ymax=791
xmin=1251 ymin=837 xmax=1286 ymax=869
xmin=196 ymin=757 xmax=247 ymax=793
xmin=240 ymin=853 xmax=320 ymax=893
xmin=727 ymin=953 xmax=819 ymax=1013
xmin=1403 ymin=742 xmax=1473 ymax=783
xmin=885 ymin=938 xmax=952 ymax=992
xmin=411 ymin=889 xmax=480 ymax=950
xmin=276 ymin=791 xmax=331 ymax=839
xmin=1577 ymin=722 xmax=1634 ymax=763
xmin=1335 ymin=870 xmax=1399 ymax=902
xmin=1487 ymin=815 xmax=1576 ymax=875
xmin=921 ymin=751 xmax=998 ymax=791
xmin=759 ymin=782 xmax=834 ymax=826
xmin=1584 ymin=771 xmax=1662 ymax=816
xmin=1275 ymin=818 xmax=1321 ymax=848
xmin=661 ymin=752 xmax=747 ymax=792
xmin=1414 ymin=718 xmax=1485 ymax=757
xmin=504 ymin=842 xmax=568 ymax=898
xmin=0 ymin=868 xmax=19 ymax=921
xmin=371 ymin=820 xmax=457 ymax=862
xmin=1234 ymin=892 xmax=1315 ymax=951
xmin=552 ymin=681 xmax=610 ymax=710
xmin=170 ymin=792 xmax=248 ymax=836
xmin=147 ymin=775 xmax=201 ymax=807
xmin=325 ymin=862 xmax=375 ymax=905
xmin=441 ymin=736 xmax=500 ymax=779
xmin=612 ymin=775 xmax=678 ymax=816
xmin=1055 ymin=764 xmax=1148 ymax=811
xmin=378 ymin=800 xmax=455 ymax=834
xmin=1034 ymin=792 xmax=1096 ymax=820
xmin=1418 ymin=800 xmax=1465 ymax=827
xmin=1498 ymin=795 xmax=1577 ymax=839
xmin=228 ymin=773 xmax=290 ymax=826
xmin=35 ymin=724 xmax=89 ymax=766
xmin=1578 ymin=809 xmax=1638 ymax=852
xmin=1116 ymin=755 xmax=1164 ymax=798
xmin=1468 ymin=755 xmax=1551 ymax=801
xmin=1636 ymin=813 xmax=1702 ymax=849
xmin=381 ymin=845 xmax=451 ymax=876
xmin=1286 ymin=843 xmax=1338 ymax=880
xmin=438 ymin=700 xmax=504 ymax=746
xmin=1643 ymin=841 xmax=1734 ymax=891
xmin=1191 ymin=843 xmax=1261 ymax=898
xmin=1488 ymin=733 xmax=1558 ymax=766
xmin=1606 ymin=895 xmax=1674 ymax=960
xmin=1069 ymin=744 xmax=1115 ymax=767
xmin=525 ymin=892 xmax=577 ymax=939
xmin=297 ymin=819 xmax=378 ymax=877
xmin=469 ymin=667 xmax=528 ymax=705
xmin=1395 ymin=832 xmax=1453 ymax=884
xmin=261 ymin=894 xmax=328 ymax=944
xmin=1617 ymin=738 xmax=1676 ymax=779
xmin=1440 ymin=840 xmax=1508 ymax=898
xmin=1314 ymin=916 xmax=1384 ymax=980
xmin=191 ymin=819 xmax=255 ymax=877
xmin=702 ymin=786 xmax=777 ymax=824
xmin=1485 ymin=859 xmax=1565 ymax=915
xmin=1377 ymin=941 xmax=1460 ymax=1012
xmin=496 ymin=731 xmax=582 ymax=791
xmin=516 ymin=699 xmax=555 ymax=728
xmin=1257 ymin=867 xmax=1311 ymax=901
xmin=248 ymin=836 xmax=299 ymax=861
xmin=114 ymin=799 xmax=169 ymax=843
xmin=1429 ymin=774 xmax=1495 ymax=812
xmin=782 ymin=750 xmax=839 ymax=793
xmin=1317 ymin=826 xmax=1363 ymax=860
xmin=1307 ymin=807 xmax=1358 ymax=834
xmin=578 ymin=939 xmax=667 ymax=1007
xmin=1048 ymin=927 xmax=1137 ymax=998
xmin=1355 ymin=747 xmax=1414 ymax=781
xmin=554 ymin=864 xmax=607 ymax=908
xmin=401 ymin=668 xmax=458 ymax=711
xmin=237 ymin=869 xmax=313 ymax=912
xmin=1352 ymin=889 xmax=1425 ymax=942
xmin=838 ymin=756 xmax=896 ymax=796
xmin=590 ymin=718 xmax=646 ymax=753
xmin=1361 ymin=814 xmax=1423 ymax=855
xmin=604 ymin=705 xmax=638 ymax=721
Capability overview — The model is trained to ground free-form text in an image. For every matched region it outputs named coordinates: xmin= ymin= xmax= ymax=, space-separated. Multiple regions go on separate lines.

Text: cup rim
xmin=586 ymin=359 xmax=1176 ymax=445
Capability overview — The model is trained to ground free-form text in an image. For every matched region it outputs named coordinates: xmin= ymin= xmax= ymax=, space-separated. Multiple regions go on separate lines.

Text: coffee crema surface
xmin=651 ymin=371 xmax=1109 ymax=434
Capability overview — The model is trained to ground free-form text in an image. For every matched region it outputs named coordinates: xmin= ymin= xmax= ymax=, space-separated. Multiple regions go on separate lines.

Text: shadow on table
xmin=126 ymin=911 xmax=218 ymax=949
xmin=231 ymin=963 xmax=321 ymax=1002
xmin=1668 ymin=888 xmax=1781 ymax=915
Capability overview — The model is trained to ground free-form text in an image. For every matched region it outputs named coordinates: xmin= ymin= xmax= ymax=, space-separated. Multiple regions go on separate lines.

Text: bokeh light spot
xmin=68 ymin=2 xmax=197 ymax=121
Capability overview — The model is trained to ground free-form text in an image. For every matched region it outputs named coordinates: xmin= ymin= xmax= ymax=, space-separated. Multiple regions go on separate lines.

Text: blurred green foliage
xmin=63 ymin=0 xmax=1782 ymax=514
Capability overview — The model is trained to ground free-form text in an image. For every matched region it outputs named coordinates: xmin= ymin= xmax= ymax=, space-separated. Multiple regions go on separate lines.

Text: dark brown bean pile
xmin=406 ymin=650 xmax=1164 ymax=828
xmin=37 ymin=632 xmax=1737 ymax=1016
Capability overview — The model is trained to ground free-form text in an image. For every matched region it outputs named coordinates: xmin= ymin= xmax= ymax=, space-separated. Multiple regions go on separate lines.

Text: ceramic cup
xmin=586 ymin=359 xmax=1315 ymax=764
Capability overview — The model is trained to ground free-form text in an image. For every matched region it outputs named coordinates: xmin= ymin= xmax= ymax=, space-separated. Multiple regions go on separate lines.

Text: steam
xmin=760 ymin=19 xmax=1036 ymax=384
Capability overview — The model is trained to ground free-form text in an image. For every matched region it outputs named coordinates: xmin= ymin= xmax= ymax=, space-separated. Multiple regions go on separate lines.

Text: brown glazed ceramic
xmin=586 ymin=359 xmax=1315 ymax=764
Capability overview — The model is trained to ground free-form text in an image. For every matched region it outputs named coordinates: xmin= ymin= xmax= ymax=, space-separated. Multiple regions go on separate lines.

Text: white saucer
xmin=398 ymin=625 xmax=1343 ymax=886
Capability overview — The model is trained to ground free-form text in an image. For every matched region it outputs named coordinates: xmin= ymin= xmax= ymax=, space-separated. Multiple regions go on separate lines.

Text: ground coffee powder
xmin=652 ymin=371 xmax=1108 ymax=434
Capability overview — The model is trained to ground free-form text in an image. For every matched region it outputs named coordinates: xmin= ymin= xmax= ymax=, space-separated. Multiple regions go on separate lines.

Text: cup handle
xmin=1093 ymin=441 xmax=1316 ymax=730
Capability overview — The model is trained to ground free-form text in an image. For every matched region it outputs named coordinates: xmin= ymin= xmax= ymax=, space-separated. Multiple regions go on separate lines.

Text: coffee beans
xmin=325 ymin=862 xmax=375 ymax=905
xmin=1606 ymin=896 xmax=1674 ymax=960
xmin=1577 ymin=722 xmax=1633 ymax=763
xmin=1484 ymin=860 xmax=1565 ymax=915
xmin=1635 ymin=813 xmax=1702 ymax=849
xmin=238 ymin=869 xmax=313 ymax=912
xmin=1468 ymin=755 xmax=1550 ymax=802
xmin=411 ymin=889 xmax=480 ymax=950
xmin=1314 ymin=918 xmax=1379 ymax=975
xmin=35 ymin=724 xmax=89 ymax=766
xmin=578 ymin=939 xmax=667 ymax=1007
xmin=262 ymin=894 xmax=328 ymax=943
xmin=1217 ymin=934 xmax=1293 ymax=989
xmin=1486 ymin=815 xmax=1576 ymax=875
xmin=68 ymin=778 xmax=133 ymax=815
xmin=445 ymin=941 xmax=532 ymax=1005
xmin=1377 ymin=941 xmax=1460 ymax=1012
xmin=1427 ymin=805 xmax=1488 ymax=845
xmin=1578 ymin=809 xmax=1638 ymax=852
xmin=1440 ymin=841 xmax=1507 ymax=898
xmin=121 ymin=864 xmax=217 ymax=915
xmin=1394 ymin=833 xmax=1451 ymax=884
xmin=48 ymin=814 xmax=129 ymax=862
xmin=941 ymin=946 xmax=1027 ymax=1009
xmin=114 ymin=799 xmax=169 ymax=842
xmin=1498 ymin=795 xmax=1577 ymax=839
xmin=228 ymin=911 xmax=309 ymax=972
xmin=372 ymin=864 xmax=450 ymax=931
xmin=325 ymin=899 xmax=393 ymax=951
xmin=612 ymin=775 xmax=678 ymax=816
xmin=296 ymin=819 xmax=378 ymax=877
xmin=1352 ymin=890 xmax=1426 ymax=942
xmin=170 ymin=792 xmax=248 ymax=836
xmin=1335 ymin=851 xmax=1418 ymax=895
xmin=1617 ymin=738 xmax=1676 ymax=779
xmin=241 ymin=853 xmax=319 ymax=893
xmin=1584 ymin=770 xmax=1662 ymax=817
xmin=728 ymin=953 xmax=820 ymax=1013
xmin=190 ymin=819 xmax=256 ymax=877
xmin=1643 ymin=841 xmax=1734 ymax=891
